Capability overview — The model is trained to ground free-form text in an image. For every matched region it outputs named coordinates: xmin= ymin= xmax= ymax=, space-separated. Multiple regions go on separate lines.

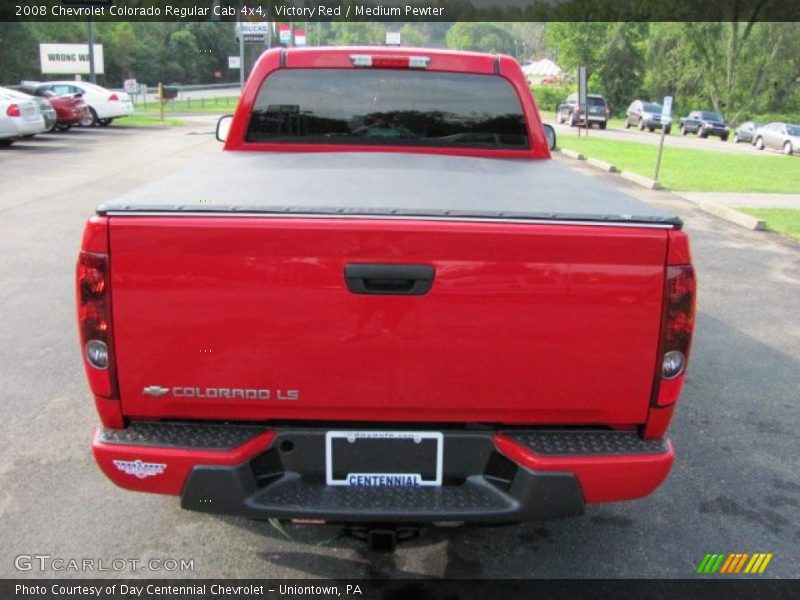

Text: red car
xmin=16 ymin=84 xmax=89 ymax=131
xmin=78 ymin=47 xmax=695 ymax=551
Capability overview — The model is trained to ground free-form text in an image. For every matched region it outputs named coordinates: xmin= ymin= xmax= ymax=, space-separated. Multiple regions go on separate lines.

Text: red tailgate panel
xmin=109 ymin=217 xmax=667 ymax=425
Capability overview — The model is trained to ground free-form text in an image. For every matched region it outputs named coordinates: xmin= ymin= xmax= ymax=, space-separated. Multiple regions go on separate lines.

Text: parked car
xmin=36 ymin=81 xmax=133 ymax=126
xmin=1 ymin=86 xmax=57 ymax=132
xmin=0 ymin=90 xmax=46 ymax=146
xmin=679 ymin=110 xmax=730 ymax=140
xmin=625 ymin=100 xmax=671 ymax=134
xmin=556 ymin=92 xmax=609 ymax=128
xmin=14 ymin=83 xmax=89 ymax=131
xmin=733 ymin=121 xmax=763 ymax=144
xmin=753 ymin=122 xmax=800 ymax=156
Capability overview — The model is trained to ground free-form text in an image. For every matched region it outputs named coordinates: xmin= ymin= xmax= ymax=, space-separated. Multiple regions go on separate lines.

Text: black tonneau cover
xmin=98 ymin=152 xmax=681 ymax=228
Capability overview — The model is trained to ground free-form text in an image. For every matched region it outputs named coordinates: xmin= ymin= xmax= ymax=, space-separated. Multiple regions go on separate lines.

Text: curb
xmin=619 ymin=170 xmax=662 ymax=190
xmin=557 ymin=148 xmax=656 ymax=187
xmin=674 ymin=194 xmax=767 ymax=231
xmin=559 ymin=148 xmax=585 ymax=160
xmin=586 ymin=157 xmax=618 ymax=172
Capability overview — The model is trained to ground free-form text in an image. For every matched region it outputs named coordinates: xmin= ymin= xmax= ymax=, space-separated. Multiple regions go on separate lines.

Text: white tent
xmin=522 ymin=58 xmax=563 ymax=79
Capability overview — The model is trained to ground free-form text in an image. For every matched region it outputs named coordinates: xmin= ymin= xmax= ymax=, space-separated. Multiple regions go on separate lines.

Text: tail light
xmin=108 ymin=93 xmax=119 ymax=101
xmin=350 ymin=54 xmax=430 ymax=69
xmin=77 ymin=246 xmax=118 ymax=398
xmin=6 ymin=104 xmax=21 ymax=117
xmin=652 ymin=265 xmax=696 ymax=406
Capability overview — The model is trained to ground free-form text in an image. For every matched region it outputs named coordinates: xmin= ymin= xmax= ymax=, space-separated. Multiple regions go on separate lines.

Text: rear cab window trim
xmin=245 ymin=68 xmax=531 ymax=151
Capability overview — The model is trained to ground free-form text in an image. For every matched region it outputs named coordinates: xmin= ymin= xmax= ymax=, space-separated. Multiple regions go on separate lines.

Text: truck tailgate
xmin=109 ymin=217 xmax=667 ymax=425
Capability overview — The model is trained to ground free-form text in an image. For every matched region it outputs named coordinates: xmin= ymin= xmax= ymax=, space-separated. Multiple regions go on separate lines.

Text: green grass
xmin=558 ymin=135 xmax=800 ymax=193
xmin=737 ymin=208 xmax=800 ymax=240
xmin=118 ymin=115 xmax=186 ymax=127
xmin=133 ymin=95 xmax=239 ymax=114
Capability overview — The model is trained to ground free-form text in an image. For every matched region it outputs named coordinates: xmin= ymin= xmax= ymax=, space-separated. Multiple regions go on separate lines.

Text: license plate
xmin=325 ymin=431 xmax=443 ymax=487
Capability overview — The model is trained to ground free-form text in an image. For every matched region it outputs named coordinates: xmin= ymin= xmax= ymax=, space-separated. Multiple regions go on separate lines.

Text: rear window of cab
xmin=246 ymin=69 xmax=529 ymax=150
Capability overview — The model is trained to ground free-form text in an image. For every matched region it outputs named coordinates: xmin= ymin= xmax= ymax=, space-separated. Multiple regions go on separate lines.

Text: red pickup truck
xmin=77 ymin=47 xmax=695 ymax=546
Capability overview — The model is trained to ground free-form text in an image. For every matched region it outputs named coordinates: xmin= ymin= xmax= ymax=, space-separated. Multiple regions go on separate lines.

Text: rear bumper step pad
xmin=500 ymin=430 xmax=669 ymax=456
xmin=97 ymin=421 xmax=269 ymax=451
xmin=93 ymin=423 xmax=673 ymax=520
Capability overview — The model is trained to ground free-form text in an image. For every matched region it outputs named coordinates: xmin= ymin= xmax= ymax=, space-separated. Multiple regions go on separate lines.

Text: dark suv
xmin=556 ymin=93 xmax=609 ymax=129
xmin=679 ymin=110 xmax=730 ymax=141
xmin=625 ymin=100 xmax=671 ymax=134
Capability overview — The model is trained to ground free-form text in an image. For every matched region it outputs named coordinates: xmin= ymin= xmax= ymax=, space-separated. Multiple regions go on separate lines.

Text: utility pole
xmin=87 ymin=17 xmax=96 ymax=83
xmin=653 ymin=96 xmax=673 ymax=183
xmin=238 ymin=23 xmax=244 ymax=90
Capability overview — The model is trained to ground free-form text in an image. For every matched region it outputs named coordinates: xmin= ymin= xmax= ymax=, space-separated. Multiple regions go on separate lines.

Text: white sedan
xmin=38 ymin=81 xmax=133 ymax=127
xmin=0 ymin=90 xmax=46 ymax=146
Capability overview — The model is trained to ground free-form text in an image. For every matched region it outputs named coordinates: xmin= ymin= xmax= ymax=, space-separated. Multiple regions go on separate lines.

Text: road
xmin=1 ymin=122 xmax=798 ymax=579
xmin=547 ymin=120 xmax=763 ymax=155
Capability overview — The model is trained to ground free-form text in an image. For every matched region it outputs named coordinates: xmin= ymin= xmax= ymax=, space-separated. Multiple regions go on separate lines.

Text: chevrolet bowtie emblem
xmin=142 ymin=386 xmax=170 ymax=397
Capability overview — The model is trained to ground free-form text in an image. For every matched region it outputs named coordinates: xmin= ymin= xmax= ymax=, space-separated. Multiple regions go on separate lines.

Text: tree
xmin=398 ymin=24 xmax=425 ymax=48
xmin=594 ymin=23 xmax=646 ymax=111
xmin=544 ymin=22 xmax=611 ymax=80
xmin=649 ymin=22 xmax=800 ymax=122
xmin=165 ymin=29 xmax=200 ymax=84
xmin=329 ymin=22 xmax=387 ymax=46
xmin=445 ymin=23 xmax=516 ymax=55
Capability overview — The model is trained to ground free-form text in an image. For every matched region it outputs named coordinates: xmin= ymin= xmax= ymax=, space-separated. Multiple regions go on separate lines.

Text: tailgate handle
xmin=345 ymin=264 xmax=434 ymax=296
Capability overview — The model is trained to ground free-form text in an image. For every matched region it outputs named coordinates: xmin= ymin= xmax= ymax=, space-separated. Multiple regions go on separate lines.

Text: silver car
xmin=753 ymin=122 xmax=800 ymax=156
xmin=0 ymin=90 xmax=46 ymax=146
xmin=3 ymin=85 xmax=57 ymax=132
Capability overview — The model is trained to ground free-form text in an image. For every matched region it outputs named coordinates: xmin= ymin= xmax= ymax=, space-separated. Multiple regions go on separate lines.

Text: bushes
xmin=530 ymin=84 xmax=572 ymax=114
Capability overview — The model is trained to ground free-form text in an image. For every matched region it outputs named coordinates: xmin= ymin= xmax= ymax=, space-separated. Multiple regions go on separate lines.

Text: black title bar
xmin=2 ymin=0 xmax=800 ymax=22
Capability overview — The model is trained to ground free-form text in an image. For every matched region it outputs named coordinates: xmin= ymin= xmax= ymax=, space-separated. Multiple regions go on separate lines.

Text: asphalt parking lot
xmin=1 ymin=122 xmax=798 ymax=579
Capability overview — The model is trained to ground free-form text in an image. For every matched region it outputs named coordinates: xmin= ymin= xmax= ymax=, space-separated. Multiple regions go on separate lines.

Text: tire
xmin=599 ymin=121 xmax=607 ymax=130
xmin=720 ymin=134 xmax=729 ymax=142
xmin=0 ymin=139 xmax=13 ymax=147
xmin=568 ymin=112 xmax=576 ymax=127
xmin=785 ymin=141 xmax=794 ymax=156
xmin=80 ymin=107 xmax=98 ymax=127
xmin=55 ymin=124 xmax=72 ymax=132
xmin=638 ymin=118 xmax=645 ymax=131
xmin=755 ymin=136 xmax=765 ymax=150
xmin=699 ymin=129 xmax=708 ymax=138
xmin=680 ymin=125 xmax=687 ymax=136
xmin=625 ymin=118 xmax=631 ymax=129
xmin=648 ymin=127 xmax=655 ymax=132
xmin=664 ymin=126 xmax=671 ymax=135
xmin=98 ymin=118 xmax=112 ymax=127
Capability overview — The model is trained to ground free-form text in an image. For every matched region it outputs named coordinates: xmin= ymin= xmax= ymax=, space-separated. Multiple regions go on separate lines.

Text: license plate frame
xmin=325 ymin=431 xmax=443 ymax=487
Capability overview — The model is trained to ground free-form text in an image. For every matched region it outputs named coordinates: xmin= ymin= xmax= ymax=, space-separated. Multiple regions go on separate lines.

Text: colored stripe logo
xmin=696 ymin=553 xmax=773 ymax=574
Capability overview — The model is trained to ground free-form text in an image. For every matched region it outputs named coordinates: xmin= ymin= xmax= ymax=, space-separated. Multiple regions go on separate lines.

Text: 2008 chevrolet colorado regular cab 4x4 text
xmin=77 ymin=47 xmax=696 ymax=540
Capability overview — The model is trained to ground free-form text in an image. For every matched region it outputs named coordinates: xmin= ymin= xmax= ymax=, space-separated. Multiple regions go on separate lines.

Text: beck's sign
xmin=40 ymin=43 xmax=104 ymax=75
